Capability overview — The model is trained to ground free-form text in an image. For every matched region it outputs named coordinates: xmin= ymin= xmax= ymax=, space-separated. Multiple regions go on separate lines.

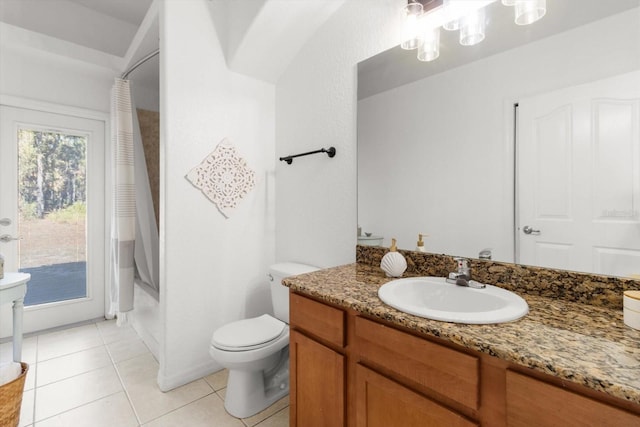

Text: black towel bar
xmin=279 ymin=147 xmax=336 ymax=165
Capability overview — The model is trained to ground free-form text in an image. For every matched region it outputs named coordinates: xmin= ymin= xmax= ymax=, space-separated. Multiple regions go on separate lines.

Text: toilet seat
xmin=212 ymin=314 xmax=286 ymax=351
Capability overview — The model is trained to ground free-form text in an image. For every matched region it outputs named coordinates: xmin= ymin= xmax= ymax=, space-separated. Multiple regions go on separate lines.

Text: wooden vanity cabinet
xmin=353 ymin=316 xmax=480 ymax=426
xmin=354 ymin=316 xmax=479 ymax=411
xmin=290 ymin=330 xmax=345 ymax=427
xmin=355 ymin=364 xmax=478 ymax=427
xmin=289 ymin=292 xmax=346 ymax=427
xmin=505 ymin=370 xmax=640 ymax=427
xmin=289 ymin=291 xmax=640 ymax=427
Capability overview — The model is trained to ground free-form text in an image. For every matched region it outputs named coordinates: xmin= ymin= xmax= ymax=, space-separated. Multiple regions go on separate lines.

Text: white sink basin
xmin=378 ymin=277 xmax=528 ymax=324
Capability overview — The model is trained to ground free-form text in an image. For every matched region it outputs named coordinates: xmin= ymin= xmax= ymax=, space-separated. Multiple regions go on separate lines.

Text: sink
xmin=378 ymin=277 xmax=528 ymax=324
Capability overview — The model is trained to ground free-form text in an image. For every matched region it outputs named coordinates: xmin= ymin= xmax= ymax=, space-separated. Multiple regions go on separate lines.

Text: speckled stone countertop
xmin=283 ymin=263 xmax=640 ymax=405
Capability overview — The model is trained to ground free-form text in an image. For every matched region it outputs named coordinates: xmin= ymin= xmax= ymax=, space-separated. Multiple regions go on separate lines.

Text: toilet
xmin=209 ymin=262 xmax=318 ymax=418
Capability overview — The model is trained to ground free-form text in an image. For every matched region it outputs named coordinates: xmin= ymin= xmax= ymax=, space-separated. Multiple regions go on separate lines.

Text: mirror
xmin=357 ymin=0 xmax=640 ymax=276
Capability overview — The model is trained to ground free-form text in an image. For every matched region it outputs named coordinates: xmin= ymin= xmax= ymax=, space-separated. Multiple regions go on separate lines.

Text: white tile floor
xmin=0 ymin=320 xmax=289 ymax=427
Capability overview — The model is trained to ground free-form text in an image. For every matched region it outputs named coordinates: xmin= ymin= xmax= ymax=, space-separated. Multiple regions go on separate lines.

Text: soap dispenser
xmin=416 ymin=234 xmax=427 ymax=252
xmin=380 ymin=238 xmax=407 ymax=277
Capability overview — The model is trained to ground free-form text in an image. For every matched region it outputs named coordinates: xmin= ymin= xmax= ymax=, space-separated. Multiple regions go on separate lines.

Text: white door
xmin=0 ymin=105 xmax=106 ymax=337
xmin=517 ymin=71 xmax=640 ymax=277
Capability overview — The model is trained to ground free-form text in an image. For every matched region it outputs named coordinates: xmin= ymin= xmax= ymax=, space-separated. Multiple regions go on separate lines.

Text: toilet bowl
xmin=209 ymin=263 xmax=318 ymax=418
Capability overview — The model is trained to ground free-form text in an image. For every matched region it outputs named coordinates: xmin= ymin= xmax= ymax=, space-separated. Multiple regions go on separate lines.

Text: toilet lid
xmin=212 ymin=314 xmax=286 ymax=350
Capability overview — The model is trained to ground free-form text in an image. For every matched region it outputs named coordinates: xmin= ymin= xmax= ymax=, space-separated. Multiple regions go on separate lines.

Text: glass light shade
xmin=514 ymin=0 xmax=546 ymax=25
xmin=501 ymin=0 xmax=516 ymax=5
xmin=417 ymin=27 xmax=441 ymax=62
xmin=459 ymin=7 xmax=486 ymax=46
xmin=443 ymin=19 xmax=460 ymax=31
xmin=401 ymin=2 xmax=424 ymax=50
xmin=442 ymin=0 xmax=460 ymax=31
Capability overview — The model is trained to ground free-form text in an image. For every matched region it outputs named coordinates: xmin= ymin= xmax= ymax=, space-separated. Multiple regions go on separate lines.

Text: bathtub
xmin=130 ymin=280 xmax=160 ymax=360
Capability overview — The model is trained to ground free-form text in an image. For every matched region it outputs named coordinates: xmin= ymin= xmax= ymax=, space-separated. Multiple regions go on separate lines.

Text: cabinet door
xmin=355 ymin=364 xmax=478 ymax=427
xmin=290 ymin=329 xmax=345 ymax=427
xmin=506 ymin=370 xmax=640 ymax=427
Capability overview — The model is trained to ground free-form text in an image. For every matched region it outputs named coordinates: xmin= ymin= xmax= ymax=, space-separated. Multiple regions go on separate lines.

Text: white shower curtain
xmin=110 ymin=79 xmax=136 ymax=322
xmin=109 ymin=78 xmax=159 ymax=323
xmin=132 ymin=101 xmax=159 ymax=298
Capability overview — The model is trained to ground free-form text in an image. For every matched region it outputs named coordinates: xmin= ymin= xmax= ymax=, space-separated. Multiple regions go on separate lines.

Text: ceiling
xmin=67 ymin=0 xmax=153 ymax=26
xmin=0 ymin=0 xmax=344 ymax=86
xmin=0 ymin=0 xmax=155 ymax=97
xmin=0 ymin=0 xmax=154 ymax=57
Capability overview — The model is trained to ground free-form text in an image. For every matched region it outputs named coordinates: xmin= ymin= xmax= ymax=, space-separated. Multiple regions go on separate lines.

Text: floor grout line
xmin=32 ymin=389 xmax=125 ymax=426
xmin=19 ymin=320 xmax=289 ymax=427
xmin=108 ymin=346 xmax=144 ymax=427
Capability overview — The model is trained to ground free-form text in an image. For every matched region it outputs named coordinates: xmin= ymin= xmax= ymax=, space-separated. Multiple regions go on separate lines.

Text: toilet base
xmin=224 ymin=349 xmax=290 ymax=418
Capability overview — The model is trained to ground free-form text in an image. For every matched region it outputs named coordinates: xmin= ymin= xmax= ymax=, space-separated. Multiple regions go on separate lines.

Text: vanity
xmin=296 ymin=2 xmax=640 ymax=425
xmin=284 ymin=247 xmax=640 ymax=427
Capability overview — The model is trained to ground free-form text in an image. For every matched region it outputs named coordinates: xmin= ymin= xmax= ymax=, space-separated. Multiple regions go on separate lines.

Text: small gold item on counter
xmin=416 ymin=233 xmax=428 ymax=252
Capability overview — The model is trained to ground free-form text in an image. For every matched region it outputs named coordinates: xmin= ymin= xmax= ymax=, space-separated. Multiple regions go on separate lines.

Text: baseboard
xmin=130 ymin=317 xmax=160 ymax=360
xmin=157 ymin=358 xmax=222 ymax=392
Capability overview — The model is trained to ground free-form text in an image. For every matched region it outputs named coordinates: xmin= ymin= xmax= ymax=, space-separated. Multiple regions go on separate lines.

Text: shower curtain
xmin=109 ymin=78 xmax=159 ymax=323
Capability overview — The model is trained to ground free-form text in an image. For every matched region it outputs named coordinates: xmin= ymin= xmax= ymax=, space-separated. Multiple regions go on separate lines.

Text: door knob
xmin=0 ymin=218 xmax=11 ymax=226
xmin=0 ymin=234 xmax=21 ymax=243
xmin=522 ymin=226 xmax=541 ymax=235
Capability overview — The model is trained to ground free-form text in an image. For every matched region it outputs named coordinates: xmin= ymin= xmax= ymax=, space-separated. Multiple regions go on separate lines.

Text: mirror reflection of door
xmin=0 ymin=105 xmax=106 ymax=337
xmin=517 ymin=71 xmax=640 ymax=277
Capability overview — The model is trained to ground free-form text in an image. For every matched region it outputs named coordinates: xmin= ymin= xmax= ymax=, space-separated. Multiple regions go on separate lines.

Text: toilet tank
xmin=269 ymin=262 xmax=319 ymax=324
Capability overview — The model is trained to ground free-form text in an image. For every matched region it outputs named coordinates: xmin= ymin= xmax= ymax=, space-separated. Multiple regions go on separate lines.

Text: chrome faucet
xmin=446 ymin=257 xmax=485 ymax=289
xmin=446 ymin=257 xmax=471 ymax=284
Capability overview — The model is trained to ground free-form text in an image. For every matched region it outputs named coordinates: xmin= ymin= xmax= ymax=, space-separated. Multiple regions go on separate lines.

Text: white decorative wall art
xmin=186 ymin=138 xmax=256 ymax=218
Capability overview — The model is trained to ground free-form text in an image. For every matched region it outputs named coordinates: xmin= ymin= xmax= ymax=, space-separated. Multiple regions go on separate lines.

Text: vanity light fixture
xmin=442 ymin=18 xmax=460 ymax=31
xmin=401 ymin=1 xmax=425 ymax=50
xmin=442 ymin=0 xmax=460 ymax=31
xmin=459 ymin=6 xmax=486 ymax=46
xmin=513 ymin=0 xmax=546 ymax=25
xmin=400 ymin=0 xmax=547 ymax=62
xmin=417 ymin=26 xmax=441 ymax=61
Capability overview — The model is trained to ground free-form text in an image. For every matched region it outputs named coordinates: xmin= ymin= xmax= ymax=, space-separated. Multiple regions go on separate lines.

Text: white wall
xmin=275 ymin=0 xmax=405 ymax=267
xmin=0 ymin=23 xmax=116 ymax=113
xmin=277 ymin=2 xmax=640 ymax=266
xmin=159 ymin=0 xmax=276 ymax=390
xmin=0 ymin=21 xmax=159 ymax=113
xmin=358 ymin=8 xmax=640 ymax=262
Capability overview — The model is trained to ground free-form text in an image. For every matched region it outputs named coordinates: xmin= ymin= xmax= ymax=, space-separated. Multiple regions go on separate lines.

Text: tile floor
xmin=0 ymin=320 xmax=289 ymax=427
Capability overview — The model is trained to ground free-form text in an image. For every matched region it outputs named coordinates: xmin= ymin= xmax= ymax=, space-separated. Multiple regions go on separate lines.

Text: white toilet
xmin=209 ymin=262 xmax=318 ymax=418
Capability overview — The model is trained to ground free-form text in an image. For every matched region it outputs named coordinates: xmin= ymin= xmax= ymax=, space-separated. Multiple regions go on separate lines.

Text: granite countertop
xmin=283 ymin=263 xmax=640 ymax=405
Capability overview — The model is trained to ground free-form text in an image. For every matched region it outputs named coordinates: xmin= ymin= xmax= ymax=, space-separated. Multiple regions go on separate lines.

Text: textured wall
xmin=160 ymin=0 xmax=276 ymax=390
xmin=275 ymin=0 xmax=405 ymax=268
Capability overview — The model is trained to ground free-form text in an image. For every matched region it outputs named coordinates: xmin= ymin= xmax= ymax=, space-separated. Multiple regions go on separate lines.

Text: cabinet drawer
xmin=506 ymin=370 xmax=640 ymax=427
xmin=290 ymin=292 xmax=345 ymax=347
xmin=356 ymin=364 xmax=477 ymax=427
xmin=355 ymin=316 xmax=479 ymax=410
